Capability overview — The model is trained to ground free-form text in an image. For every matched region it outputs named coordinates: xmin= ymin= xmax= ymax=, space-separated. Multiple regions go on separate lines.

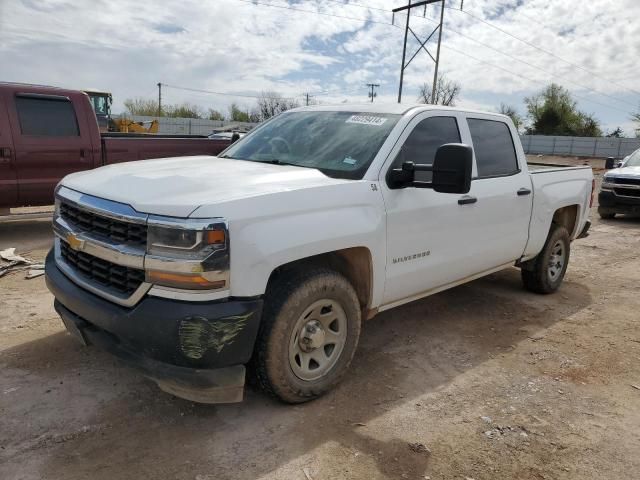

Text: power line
xmin=442 ymin=43 xmax=633 ymax=115
xmin=161 ymin=83 xmax=299 ymax=100
xmin=232 ymin=0 xmax=394 ymax=26
xmin=229 ymin=0 xmax=635 ymax=113
xmin=415 ymin=14 xmax=634 ymax=111
xmin=446 ymin=7 xmax=640 ymax=98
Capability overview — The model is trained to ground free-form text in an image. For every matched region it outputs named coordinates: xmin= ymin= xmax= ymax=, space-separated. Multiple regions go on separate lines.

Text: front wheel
xmin=598 ymin=207 xmax=616 ymax=220
xmin=251 ymin=267 xmax=361 ymax=403
xmin=521 ymin=225 xmax=570 ymax=294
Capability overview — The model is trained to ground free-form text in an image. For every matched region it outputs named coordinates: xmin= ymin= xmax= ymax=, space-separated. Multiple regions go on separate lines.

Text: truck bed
xmin=101 ymin=136 xmax=231 ymax=165
xmin=527 ymin=162 xmax=593 ymax=173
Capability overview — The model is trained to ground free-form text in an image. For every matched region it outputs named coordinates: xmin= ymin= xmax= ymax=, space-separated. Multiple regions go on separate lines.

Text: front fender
xmin=192 ymin=182 xmax=387 ymax=305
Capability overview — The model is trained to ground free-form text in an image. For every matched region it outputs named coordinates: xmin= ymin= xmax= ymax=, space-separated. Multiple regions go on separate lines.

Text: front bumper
xmin=45 ymin=249 xmax=262 ymax=403
xmin=599 ymin=190 xmax=640 ymax=214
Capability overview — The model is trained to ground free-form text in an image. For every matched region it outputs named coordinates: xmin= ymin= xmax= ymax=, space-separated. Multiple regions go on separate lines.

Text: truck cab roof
xmin=289 ymin=103 xmax=511 ymax=121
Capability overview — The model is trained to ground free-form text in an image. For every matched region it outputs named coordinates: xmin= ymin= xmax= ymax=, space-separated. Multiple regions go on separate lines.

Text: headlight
xmin=601 ymin=176 xmax=615 ymax=191
xmin=145 ymin=217 xmax=229 ymax=290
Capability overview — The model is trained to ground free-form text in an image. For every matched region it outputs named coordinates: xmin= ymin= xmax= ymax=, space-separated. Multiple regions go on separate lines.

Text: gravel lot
xmin=1 ymin=157 xmax=639 ymax=480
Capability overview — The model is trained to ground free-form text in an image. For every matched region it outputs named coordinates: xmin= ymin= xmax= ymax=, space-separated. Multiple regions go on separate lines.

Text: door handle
xmin=79 ymin=148 xmax=89 ymax=161
xmin=458 ymin=195 xmax=477 ymax=205
xmin=517 ymin=188 xmax=532 ymax=196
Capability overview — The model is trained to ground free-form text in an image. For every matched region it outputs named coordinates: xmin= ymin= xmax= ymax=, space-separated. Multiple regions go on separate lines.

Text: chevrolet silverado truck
xmin=598 ymin=147 xmax=640 ymax=218
xmin=45 ymin=104 xmax=593 ymax=404
xmin=0 ymin=82 xmax=232 ymax=212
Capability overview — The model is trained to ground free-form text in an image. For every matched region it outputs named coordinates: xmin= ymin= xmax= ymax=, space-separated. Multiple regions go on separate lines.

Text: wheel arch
xmin=552 ymin=204 xmax=579 ymax=238
xmin=265 ymin=247 xmax=375 ymax=320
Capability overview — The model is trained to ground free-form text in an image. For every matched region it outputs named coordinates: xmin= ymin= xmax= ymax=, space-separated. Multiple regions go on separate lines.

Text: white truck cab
xmin=45 ymin=104 xmax=593 ymax=404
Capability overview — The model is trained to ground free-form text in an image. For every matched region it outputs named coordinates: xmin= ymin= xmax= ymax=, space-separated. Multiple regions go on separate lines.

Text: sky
xmin=1 ymin=0 xmax=639 ymax=135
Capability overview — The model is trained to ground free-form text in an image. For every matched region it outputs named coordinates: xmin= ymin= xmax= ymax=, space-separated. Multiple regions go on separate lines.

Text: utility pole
xmin=304 ymin=92 xmax=313 ymax=106
xmin=431 ymin=2 xmax=445 ymax=104
xmin=393 ymin=0 xmax=445 ymax=104
xmin=367 ymin=83 xmax=380 ymax=102
xmin=157 ymin=82 xmax=162 ymax=116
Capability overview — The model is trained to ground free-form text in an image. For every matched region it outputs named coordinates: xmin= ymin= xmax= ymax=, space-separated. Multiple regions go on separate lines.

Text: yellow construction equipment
xmin=112 ymin=118 xmax=159 ymax=134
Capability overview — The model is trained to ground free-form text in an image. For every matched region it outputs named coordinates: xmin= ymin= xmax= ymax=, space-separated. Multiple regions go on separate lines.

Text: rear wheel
xmin=521 ymin=225 xmax=570 ymax=294
xmin=252 ymin=267 xmax=361 ymax=403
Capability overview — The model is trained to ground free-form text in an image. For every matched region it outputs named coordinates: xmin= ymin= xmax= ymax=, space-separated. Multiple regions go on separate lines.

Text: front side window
xmin=391 ymin=116 xmax=461 ymax=182
xmin=15 ymin=96 xmax=80 ymax=137
xmin=220 ymin=111 xmax=401 ymax=180
xmin=468 ymin=118 xmax=519 ymax=178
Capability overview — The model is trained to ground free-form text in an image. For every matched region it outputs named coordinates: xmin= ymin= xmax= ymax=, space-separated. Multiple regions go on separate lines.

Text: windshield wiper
xmin=252 ymin=159 xmax=311 ymax=168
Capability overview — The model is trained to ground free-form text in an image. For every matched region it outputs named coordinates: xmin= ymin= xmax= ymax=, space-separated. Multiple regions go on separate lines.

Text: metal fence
xmin=520 ymin=135 xmax=640 ymax=159
xmin=113 ymin=114 xmax=257 ymax=136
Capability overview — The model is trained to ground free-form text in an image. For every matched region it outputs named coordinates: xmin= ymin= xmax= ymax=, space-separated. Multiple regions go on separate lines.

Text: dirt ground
xmin=1 ymin=157 xmax=639 ymax=480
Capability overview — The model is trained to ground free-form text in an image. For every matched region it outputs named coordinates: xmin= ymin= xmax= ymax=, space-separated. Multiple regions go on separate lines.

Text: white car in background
xmin=599 ymin=147 xmax=640 ymax=219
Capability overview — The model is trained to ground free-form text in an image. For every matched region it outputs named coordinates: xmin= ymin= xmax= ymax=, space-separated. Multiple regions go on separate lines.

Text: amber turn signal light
xmin=147 ymin=271 xmax=226 ymax=290
xmin=205 ymin=230 xmax=225 ymax=245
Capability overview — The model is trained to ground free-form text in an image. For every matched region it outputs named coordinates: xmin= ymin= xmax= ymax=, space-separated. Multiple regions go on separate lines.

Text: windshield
xmin=220 ymin=111 xmax=401 ymax=179
xmin=625 ymin=148 xmax=640 ymax=167
xmin=88 ymin=94 xmax=110 ymax=115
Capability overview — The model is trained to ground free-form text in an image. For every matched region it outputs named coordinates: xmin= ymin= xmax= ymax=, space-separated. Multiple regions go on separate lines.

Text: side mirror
xmin=388 ymin=143 xmax=473 ymax=193
xmin=432 ymin=143 xmax=473 ymax=194
xmin=605 ymin=157 xmax=616 ymax=169
xmin=231 ymin=132 xmax=240 ymax=143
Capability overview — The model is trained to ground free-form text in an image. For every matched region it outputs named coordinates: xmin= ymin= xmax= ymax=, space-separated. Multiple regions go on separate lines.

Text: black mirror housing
xmin=432 ymin=143 xmax=473 ymax=194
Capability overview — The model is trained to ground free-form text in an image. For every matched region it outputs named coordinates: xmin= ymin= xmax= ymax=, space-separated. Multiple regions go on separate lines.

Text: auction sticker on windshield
xmin=346 ymin=115 xmax=388 ymax=126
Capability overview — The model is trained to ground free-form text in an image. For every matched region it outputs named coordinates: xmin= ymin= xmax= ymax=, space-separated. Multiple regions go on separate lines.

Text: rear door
xmin=463 ymin=115 xmax=532 ymax=269
xmin=0 ymin=91 xmax=17 ymax=209
xmin=7 ymin=92 xmax=93 ymax=206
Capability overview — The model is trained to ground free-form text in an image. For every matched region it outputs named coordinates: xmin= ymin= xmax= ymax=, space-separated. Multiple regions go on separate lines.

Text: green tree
xmin=208 ymin=109 xmax=225 ymax=121
xmin=164 ymin=103 xmax=203 ymax=119
xmin=228 ymin=103 xmax=251 ymax=122
xmin=525 ymin=83 xmax=602 ymax=136
xmin=254 ymin=91 xmax=299 ymax=121
xmin=123 ymin=97 xmax=159 ymax=116
xmin=498 ymin=103 xmax=523 ymax=132
xmin=606 ymin=127 xmax=624 ymax=138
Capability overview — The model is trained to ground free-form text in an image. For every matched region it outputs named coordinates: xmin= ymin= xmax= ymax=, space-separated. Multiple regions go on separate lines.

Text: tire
xmin=598 ymin=207 xmax=616 ymax=220
xmin=251 ymin=267 xmax=362 ymax=403
xmin=521 ymin=225 xmax=570 ymax=294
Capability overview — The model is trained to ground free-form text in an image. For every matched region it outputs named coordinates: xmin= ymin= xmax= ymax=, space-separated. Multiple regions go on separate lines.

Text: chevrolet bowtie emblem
xmin=66 ymin=233 xmax=85 ymax=251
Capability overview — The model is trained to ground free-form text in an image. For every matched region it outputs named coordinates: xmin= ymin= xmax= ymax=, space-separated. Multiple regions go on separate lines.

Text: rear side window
xmin=392 ymin=116 xmax=461 ymax=182
xmin=15 ymin=96 xmax=80 ymax=136
xmin=467 ymin=118 xmax=518 ymax=178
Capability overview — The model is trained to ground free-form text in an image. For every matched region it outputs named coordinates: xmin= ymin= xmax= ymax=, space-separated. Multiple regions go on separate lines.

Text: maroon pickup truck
xmin=0 ymin=82 xmax=232 ymax=210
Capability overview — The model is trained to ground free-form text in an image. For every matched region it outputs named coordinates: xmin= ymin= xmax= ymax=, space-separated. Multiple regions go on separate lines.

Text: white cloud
xmin=1 ymin=0 xmax=639 ymax=131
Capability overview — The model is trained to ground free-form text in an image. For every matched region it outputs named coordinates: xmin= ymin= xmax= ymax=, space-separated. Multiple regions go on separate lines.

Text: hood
xmin=61 ymin=156 xmax=348 ymax=217
xmin=605 ymin=165 xmax=640 ymax=178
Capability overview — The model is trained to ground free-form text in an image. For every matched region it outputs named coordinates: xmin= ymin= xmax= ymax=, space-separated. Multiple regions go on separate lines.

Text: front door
xmin=8 ymin=92 xmax=93 ymax=206
xmin=380 ymin=112 xmax=483 ymax=305
xmin=0 ymin=93 xmax=17 ymax=209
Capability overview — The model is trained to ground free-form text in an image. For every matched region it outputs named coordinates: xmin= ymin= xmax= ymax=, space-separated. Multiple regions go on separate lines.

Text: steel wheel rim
xmin=288 ymin=299 xmax=347 ymax=381
xmin=547 ymin=240 xmax=566 ymax=282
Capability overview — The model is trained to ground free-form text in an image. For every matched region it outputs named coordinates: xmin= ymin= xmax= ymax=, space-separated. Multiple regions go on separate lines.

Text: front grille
xmin=60 ymin=202 xmax=147 ymax=247
xmin=60 ymin=240 xmax=145 ymax=295
xmin=613 ymin=177 xmax=640 ymax=186
xmin=614 ymin=187 xmax=640 ymax=197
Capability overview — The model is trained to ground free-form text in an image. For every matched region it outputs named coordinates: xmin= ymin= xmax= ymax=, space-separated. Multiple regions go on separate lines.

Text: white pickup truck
xmin=45 ymin=104 xmax=593 ymax=404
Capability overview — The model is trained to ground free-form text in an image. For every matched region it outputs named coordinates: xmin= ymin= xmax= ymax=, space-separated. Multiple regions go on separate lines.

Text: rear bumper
xmin=45 ymin=249 xmax=263 ymax=403
xmin=598 ymin=190 xmax=640 ymax=213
